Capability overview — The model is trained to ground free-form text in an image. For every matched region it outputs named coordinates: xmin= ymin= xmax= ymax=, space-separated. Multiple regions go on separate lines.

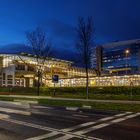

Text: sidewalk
xmin=0 ymin=95 xmax=140 ymax=104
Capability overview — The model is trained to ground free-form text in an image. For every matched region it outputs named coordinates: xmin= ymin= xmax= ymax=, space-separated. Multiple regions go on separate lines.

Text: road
xmin=0 ymin=101 xmax=139 ymax=140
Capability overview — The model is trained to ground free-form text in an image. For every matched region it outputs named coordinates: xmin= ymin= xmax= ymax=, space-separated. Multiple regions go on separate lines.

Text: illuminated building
xmin=2 ymin=38 xmax=140 ymax=88
xmin=93 ymin=39 xmax=140 ymax=75
xmin=0 ymin=54 xmax=96 ymax=87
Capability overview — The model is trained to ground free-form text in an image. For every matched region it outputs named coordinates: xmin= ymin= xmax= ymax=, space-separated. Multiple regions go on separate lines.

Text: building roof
xmin=99 ymin=39 xmax=140 ymax=48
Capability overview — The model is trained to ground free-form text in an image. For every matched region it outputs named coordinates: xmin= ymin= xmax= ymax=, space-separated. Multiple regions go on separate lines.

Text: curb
xmin=32 ymin=104 xmax=123 ymax=115
xmin=14 ymin=99 xmax=38 ymax=104
xmin=34 ymin=104 xmax=91 ymax=112
xmin=14 ymin=99 xmax=38 ymax=109
xmin=66 ymin=107 xmax=79 ymax=111
xmin=65 ymin=105 xmax=92 ymax=111
xmin=0 ymin=100 xmax=30 ymax=109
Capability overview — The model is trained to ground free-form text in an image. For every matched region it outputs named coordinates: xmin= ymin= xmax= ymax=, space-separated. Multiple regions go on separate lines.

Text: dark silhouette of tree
xmin=75 ymin=17 xmax=94 ymax=99
xmin=25 ymin=27 xmax=52 ymax=95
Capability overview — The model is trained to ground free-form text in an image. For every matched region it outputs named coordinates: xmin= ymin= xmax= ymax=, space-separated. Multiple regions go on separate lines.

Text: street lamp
xmin=125 ymin=49 xmax=130 ymax=54
xmin=125 ymin=49 xmax=130 ymax=75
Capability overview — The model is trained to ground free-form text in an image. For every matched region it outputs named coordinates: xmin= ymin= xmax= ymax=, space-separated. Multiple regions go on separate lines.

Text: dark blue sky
xmin=0 ymin=0 xmax=140 ymax=60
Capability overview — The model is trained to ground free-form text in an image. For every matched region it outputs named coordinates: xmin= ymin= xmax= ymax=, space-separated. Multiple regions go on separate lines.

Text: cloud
xmin=42 ymin=19 xmax=75 ymax=40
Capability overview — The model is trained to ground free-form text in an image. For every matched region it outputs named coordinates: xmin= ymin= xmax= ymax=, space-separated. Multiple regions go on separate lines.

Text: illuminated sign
xmin=52 ymin=75 xmax=59 ymax=83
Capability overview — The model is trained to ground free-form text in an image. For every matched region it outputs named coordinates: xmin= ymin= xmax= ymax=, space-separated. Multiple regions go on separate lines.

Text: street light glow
xmin=125 ymin=49 xmax=130 ymax=54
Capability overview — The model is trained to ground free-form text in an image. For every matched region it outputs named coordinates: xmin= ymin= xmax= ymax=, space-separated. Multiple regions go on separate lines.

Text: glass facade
xmin=102 ymin=44 xmax=140 ymax=75
xmin=46 ymin=75 xmax=140 ymax=87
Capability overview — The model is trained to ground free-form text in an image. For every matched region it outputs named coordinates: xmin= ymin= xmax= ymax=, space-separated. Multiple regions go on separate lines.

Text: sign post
xmin=130 ymin=81 xmax=133 ymax=98
xmin=52 ymin=75 xmax=59 ymax=96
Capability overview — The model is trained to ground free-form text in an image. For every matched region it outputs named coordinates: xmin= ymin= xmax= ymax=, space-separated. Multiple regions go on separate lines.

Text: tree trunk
xmin=37 ymin=71 xmax=40 ymax=96
xmin=85 ymin=66 xmax=89 ymax=99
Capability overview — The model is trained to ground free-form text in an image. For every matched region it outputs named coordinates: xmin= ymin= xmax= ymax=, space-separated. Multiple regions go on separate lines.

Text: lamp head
xmin=125 ymin=49 xmax=130 ymax=54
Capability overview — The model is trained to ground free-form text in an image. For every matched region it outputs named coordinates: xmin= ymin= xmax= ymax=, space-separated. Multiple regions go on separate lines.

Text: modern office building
xmin=93 ymin=39 xmax=140 ymax=75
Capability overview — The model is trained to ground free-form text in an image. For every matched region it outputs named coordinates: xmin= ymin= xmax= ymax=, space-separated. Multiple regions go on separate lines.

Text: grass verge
xmin=38 ymin=99 xmax=140 ymax=112
xmin=0 ymin=96 xmax=140 ymax=112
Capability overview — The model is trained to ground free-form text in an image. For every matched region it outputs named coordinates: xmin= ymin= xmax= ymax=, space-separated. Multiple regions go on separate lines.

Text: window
xmin=3 ymin=57 xmax=12 ymax=67
xmin=27 ymin=66 xmax=34 ymax=71
xmin=16 ymin=64 xmax=25 ymax=70
xmin=7 ymin=75 xmax=13 ymax=85
xmin=2 ymin=73 xmax=6 ymax=84
xmin=3 ymin=73 xmax=5 ymax=80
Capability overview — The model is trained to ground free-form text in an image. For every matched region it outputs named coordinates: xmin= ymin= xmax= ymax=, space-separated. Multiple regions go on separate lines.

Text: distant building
xmin=92 ymin=39 xmax=140 ymax=75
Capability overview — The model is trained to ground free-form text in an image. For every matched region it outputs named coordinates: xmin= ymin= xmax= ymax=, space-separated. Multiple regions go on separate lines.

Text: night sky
xmin=0 ymin=0 xmax=140 ymax=61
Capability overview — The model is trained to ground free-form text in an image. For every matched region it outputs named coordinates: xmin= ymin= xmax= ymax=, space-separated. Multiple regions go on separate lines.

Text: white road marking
xmin=74 ymin=113 xmax=140 ymax=135
xmin=115 ymin=112 xmax=132 ymax=117
xmin=99 ymin=112 xmax=132 ymax=121
xmin=1 ymin=118 xmax=102 ymax=140
xmin=0 ymin=109 xmax=136 ymax=140
xmin=0 ymin=107 xmax=31 ymax=116
xmin=1 ymin=118 xmax=55 ymax=131
xmin=26 ymin=131 xmax=60 ymax=140
xmin=111 ymin=113 xmax=140 ymax=123
xmin=51 ymin=134 xmax=74 ymax=140
xmin=53 ymin=134 xmax=102 ymax=140
xmin=62 ymin=112 xmax=132 ymax=132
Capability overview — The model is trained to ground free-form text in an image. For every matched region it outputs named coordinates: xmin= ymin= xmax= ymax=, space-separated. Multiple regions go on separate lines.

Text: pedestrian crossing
xmin=73 ymin=112 xmax=140 ymax=135
xmin=0 ymin=106 xmax=139 ymax=140
xmin=62 ymin=112 xmax=132 ymax=132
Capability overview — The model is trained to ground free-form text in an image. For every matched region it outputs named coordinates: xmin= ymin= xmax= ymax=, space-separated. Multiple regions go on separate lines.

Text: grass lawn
xmin=38 ymin=99 xmax=140 ymax=112
xmin=0 ymin=96 xmax=139 ymax=112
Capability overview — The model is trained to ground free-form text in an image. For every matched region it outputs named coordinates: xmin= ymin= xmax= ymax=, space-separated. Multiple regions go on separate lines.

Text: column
xmin=96 ymin=45 xmax=103 ymax=75
xmin=138 ymin=49 xmax=140 ymax=73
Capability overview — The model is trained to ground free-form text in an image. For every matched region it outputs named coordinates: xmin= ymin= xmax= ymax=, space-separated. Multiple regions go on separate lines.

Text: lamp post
xmin=125 ymin=49 xmax=130 ymax=75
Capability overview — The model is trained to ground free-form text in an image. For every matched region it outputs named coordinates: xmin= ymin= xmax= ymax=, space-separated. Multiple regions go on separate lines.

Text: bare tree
xmin=25 ymin=27 xmax=52 ymax=95
xmin=75 ymin=17 xmax=94 ymax=99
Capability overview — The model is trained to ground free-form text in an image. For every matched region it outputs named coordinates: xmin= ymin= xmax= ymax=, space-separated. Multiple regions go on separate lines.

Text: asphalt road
xmin=0 ymin=101 xmax=139 ymax=140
